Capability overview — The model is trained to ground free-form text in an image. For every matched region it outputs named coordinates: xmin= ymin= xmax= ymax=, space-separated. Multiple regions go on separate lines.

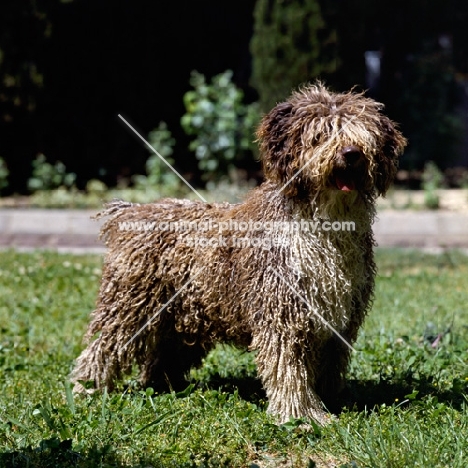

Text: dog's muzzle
xmin=332 ymin=145 xmax=365 ymax=192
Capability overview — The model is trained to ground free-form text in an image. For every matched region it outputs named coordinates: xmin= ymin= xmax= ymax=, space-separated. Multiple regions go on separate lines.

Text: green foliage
xmin=422 ymin=161 xmax=444 ymax=209
xmin=190 ymin=344 xmax=257 ymax=385
xmin=250 ymin=0 xmax=337 ymax=111
xmin=332 ymin=401 xmax=468 ymax=467
xmin=133 ymin=121 xmax=180 ymax=193
xmin=27 ymin=154 xmax=76 ymax=192
xmin=85 ymin=178 xmax=107 ymax=195
xmin=181 ymin=70 xmax=260 ymax=182
xmin=0 ymin=156 xmax=8 ymax=192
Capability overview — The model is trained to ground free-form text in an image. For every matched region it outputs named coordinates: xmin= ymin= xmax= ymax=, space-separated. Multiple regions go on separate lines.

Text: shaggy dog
xmin=71 ymin=83 xmax=407 ymax=425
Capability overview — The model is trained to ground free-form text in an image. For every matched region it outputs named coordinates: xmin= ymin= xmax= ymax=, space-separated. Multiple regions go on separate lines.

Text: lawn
xmin=0 ymin=249 xmax=467 ymax=467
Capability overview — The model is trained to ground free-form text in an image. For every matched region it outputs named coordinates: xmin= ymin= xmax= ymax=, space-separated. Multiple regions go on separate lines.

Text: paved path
xmin=0 ymin=209 xmax=106 ymax=254
xmin=0 ymin=208 xmax=467 ymax=253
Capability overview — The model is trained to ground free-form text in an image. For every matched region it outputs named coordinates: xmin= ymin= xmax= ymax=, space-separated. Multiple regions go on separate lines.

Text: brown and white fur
xmin=71 ymin=83 xmax=407 ymax=425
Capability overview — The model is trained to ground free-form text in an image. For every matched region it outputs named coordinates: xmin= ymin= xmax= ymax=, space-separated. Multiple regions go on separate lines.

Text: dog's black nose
xmin=340 ymin=146 xmax=363 ymax=165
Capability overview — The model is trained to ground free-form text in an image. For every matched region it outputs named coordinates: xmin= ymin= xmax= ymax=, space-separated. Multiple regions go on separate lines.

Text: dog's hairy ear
xmin=257 ymin=101 xmax=301 ymax=196
xmin=375 ymin=115 xmax=408 ymax=196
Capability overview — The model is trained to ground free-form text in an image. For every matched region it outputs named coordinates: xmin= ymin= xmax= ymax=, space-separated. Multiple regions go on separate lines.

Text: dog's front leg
xmin=252 ymin=331 xmax=331 ymax=425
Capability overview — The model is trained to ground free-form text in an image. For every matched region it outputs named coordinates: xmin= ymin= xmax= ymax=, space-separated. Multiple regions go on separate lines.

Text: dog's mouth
xmin=334 ymin=170 xmax=357 ymax=192
xmin=331 ymin=146 xmax=366 ymax=192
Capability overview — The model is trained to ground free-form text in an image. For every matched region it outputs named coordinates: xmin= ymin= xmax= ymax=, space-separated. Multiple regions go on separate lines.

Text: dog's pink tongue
xmin=336 ymin=177 xmax=355 ymax=192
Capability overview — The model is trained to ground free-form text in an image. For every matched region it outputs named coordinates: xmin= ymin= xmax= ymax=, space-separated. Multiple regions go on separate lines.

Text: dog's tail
xmin=91 ymin=200 xmax=140 ymax=243
xmin=92 ymin=200 xmax=137 ymax=221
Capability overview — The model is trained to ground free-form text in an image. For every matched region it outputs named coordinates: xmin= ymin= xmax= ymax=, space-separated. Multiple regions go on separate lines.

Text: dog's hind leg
xmin=71 ymin=324 xmax=131 ymax=393
xmin=71 ymin=269 xmax=168 ymax=392
xmin=137 ymin=328 xmax=208 ymax=392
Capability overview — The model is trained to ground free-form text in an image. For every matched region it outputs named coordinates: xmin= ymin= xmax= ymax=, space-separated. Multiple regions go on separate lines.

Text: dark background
xmin=1 ymin=0 xmax=468 ymax=193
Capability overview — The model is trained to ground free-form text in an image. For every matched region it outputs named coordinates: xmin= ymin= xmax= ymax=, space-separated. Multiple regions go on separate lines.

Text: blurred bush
xmin=27 ymin=154 xmax=76 ymax=192
xmin=181 ymin=70 xmax=259 ymax=183
xmin=0 ymin=157 xmax=9 ymax=193
xmin=133 ymin=121 xmax=180 ymax=194
xmin=422 ymin=161 xmax=444 ymax=209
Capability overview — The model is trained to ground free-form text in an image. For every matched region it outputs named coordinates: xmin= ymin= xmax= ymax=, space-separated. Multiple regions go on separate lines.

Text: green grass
xmin=0 ymin=249 xmax=467 ymax=467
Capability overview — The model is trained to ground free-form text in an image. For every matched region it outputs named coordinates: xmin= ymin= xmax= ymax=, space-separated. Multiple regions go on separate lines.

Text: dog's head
xmin=257 ymin=82 xmax=407 ymax=199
